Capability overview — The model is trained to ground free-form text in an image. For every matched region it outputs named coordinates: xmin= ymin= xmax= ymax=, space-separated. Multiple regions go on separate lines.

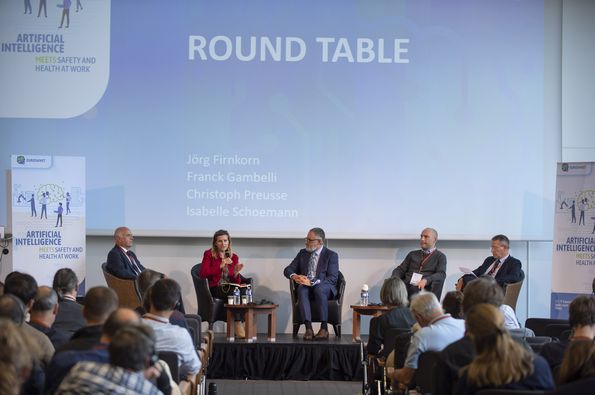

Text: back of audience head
xmin=4 ymin=272 xmax=38 ymax=309
xmin=102 ymin=308 xmax=141 ymax=340
xmin=83 ymin=286 xmax=118 ymax=324
xmin=0 ymin=319 xmax=34 ymax=395
xmin=108 ymin=324 xmax=157 ymax=372
xmin=0 ymin=294 xmax=27 ymax=325
xmin=31 ymin=286 xmax=59 ymax=314
xmin=462 ymin=276 xmax=504 ymax=315
xmin=52 ymin=268 xmax=78 ymax=300
xmin=137 ymin=269 xmax=164 ymax=298
xmin=380 ymin=277 xmax=408 ymax=307
xmin=568 ymin=295 xmax=595 ymax=331
xmin=410 ymin=291 xmax=442 ymax=326
xmin=557 ymin=339 xmax=595 ymax=385
xmin=465 ymin=303 xmax=533 ymax=386
xmin=149 ymin=278 xmax=181 ymax=312
xmin=442 ymin=290 xmax=464 ymax=319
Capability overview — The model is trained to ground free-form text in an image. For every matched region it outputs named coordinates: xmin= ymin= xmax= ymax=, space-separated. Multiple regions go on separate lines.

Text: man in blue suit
xmin=284 ymin=227 xmax=339 ymax=340
xmin=105 ymin=227 xmax=146 ymax=280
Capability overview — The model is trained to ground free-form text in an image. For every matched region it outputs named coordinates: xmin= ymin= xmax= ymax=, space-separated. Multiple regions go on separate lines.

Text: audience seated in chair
xmin=442 ymin=291 xmax=464 ymax=319
xmin=55 ymin=286 xmax=119 ymax=353
xmin=455 ymin=304 xmax=554 ymax=395
xmin=55 ymin=325 xmax=167 ymax=395
xmin=549 ymin=339 xmax=595 ymax=394
xmin=4 ymin=271 xmax=55 ymax=366
xmin=391 ymin=291 xmax=465 ymax=391
xmin=0 ymin=318 xmax=36 ymax=395
xmin=136 ymin=269 xmax=188 ymax=330
xmin=52 ymin=268 xmax=85 ymax=336
xmin=46 ymin=307 xmax=142 ymax=394
xmin=367 ymin=277 xmax=415 ymax=356
xmin=540 ymin=295 xmax=595 ymax=372
xmin=142 ymin=278 xmax=201 ymax=378
xmin=29 ymin=286 xmax=70 ymax=349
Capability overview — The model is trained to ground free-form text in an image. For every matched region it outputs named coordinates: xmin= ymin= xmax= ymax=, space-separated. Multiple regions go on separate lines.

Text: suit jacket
xmin=472 ymin=255 xmax=523 ymax=288
xmin=392 ymin=249 xmax=447 ymax=286
xmin=105 ymin=245 xmax=146 ymax=279
xmin=283 ymin=246 xmax=339 ymax=296
xmin=53 ymin=298 xmax=85 ymax=336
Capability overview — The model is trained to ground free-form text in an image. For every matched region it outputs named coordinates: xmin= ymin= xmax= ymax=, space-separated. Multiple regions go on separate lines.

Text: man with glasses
xmin=456 ymin=234 xmax=522 ymax=291
xmin=284 ymin=227 xmax=339 ymax=340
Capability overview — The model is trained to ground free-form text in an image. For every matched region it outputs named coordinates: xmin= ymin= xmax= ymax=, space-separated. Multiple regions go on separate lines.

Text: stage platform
xmin=207 ymin=333 xmax=365 ymax=381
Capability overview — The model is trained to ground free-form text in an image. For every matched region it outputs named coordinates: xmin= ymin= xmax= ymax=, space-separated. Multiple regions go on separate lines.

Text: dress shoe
xmin=234 ymin=321 xmax=246 ymax=339
xmin=303 ymin=328 xmax=314 ymax=341
xmin=314 ymin=328 xmax=329 ymax=340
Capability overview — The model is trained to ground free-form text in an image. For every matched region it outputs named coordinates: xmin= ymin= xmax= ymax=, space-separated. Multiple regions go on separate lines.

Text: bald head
xmin=420 ymin=228 xmax=438 ymax=250
xmin=102 ymin=308 xmax=141 ymax=340
xmin=114 ymin=227 xmax=134 ymax=249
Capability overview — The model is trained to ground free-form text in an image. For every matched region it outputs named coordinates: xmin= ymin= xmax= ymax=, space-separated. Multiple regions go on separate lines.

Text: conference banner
xmin=11 ymin=155 xmax=86 ymax=290
xmin=551 ymin=162 xmax=595 ymax=319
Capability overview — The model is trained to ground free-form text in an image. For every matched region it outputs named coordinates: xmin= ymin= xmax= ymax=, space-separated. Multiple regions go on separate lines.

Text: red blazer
xmin=199 ymin=249 xmax=243 ymax=288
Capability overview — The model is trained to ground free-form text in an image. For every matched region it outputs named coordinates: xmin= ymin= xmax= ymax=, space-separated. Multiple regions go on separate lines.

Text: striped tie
xmin=307 ymin=252 xmax=318 ymax=280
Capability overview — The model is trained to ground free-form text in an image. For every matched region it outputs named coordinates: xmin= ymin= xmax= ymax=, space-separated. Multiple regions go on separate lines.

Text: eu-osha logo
xmin=16 ymin=155 xmax=25 ymax=165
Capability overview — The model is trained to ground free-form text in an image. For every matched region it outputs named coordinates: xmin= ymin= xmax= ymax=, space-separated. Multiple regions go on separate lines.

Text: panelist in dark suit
xmin=105 ymin=227 xmax=146 ymax=280
xmin=284 ymin=227 xmax=339 ymax=341
xmin=457 ymin=234 xmax=523 ymax=291
xmin=392 ymin=227 xmax=447 ymax=299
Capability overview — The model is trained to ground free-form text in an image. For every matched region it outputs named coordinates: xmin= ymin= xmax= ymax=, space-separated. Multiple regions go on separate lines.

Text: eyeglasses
xmin=304 ymin=238 xmax=322 ymax=243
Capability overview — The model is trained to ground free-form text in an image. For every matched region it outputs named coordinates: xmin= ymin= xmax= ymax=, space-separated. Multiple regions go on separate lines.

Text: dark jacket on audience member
xmin=367 ymin=307 xmax=415 ymax=356
xmin=454 ymin=355 xmax=554 ymax=395
xmin=29 ymin=321 xmax=71 ymax=349
xmin=546 ymin=375 xmax=595 ymax=395
xmin=54 ymin=324 xmax=102 ymax=354
xmin=52 ymin=298 xmax=85 ymax=336
xmin=540 ymin=339 xmax=569 ymax=371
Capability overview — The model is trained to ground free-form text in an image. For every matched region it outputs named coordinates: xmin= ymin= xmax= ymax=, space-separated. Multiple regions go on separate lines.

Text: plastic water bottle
xmin=246 ymin=285 xmax=253 ymax=304
xmin=361 ymin=284 xmax=369 ymax=306
xmin=233 ymin=287 xmax=240 ymax=305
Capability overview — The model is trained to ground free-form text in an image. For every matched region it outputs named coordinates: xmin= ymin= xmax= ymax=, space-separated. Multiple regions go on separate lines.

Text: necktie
xmin=126 ymin=251 xmax=142 ymax=276
xmin=307 ymin=252 xmax=318 ymax=280
xmin=488 ymin=259 xmax=501 ymax=276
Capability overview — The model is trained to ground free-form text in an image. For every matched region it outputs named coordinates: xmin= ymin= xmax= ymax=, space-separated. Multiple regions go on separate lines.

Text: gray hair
xmin=381 ymin=277 xmax=409 ymax=307
xmin=410 ymin=291 xmax=441 ymax=320
xmin=309 ymin=227 xmax=326 ymax=242
xmin=32 ymin=286 xmax=58 ymax=312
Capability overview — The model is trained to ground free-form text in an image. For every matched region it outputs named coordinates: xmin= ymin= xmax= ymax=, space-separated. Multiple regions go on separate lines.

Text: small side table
xmin=225 ymin=303 xmax=278 ymax=343
xmin=350 ymin=304 xmax=390 ymax=341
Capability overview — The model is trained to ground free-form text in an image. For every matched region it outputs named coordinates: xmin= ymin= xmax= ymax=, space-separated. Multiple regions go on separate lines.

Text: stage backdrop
xmin=11 ymin=155 xmax=86 ymax=289
xmin=551 ymin=162 xmax=595 ymax=319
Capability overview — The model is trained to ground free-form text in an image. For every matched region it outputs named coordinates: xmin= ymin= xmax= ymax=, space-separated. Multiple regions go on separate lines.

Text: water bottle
xmin=233 ymin=287 xmax=240 ymax=305
xmin=361 ymin=284 xmax=369 ymax=306
xmin=246 ymin=285 xmax=253 ymax=304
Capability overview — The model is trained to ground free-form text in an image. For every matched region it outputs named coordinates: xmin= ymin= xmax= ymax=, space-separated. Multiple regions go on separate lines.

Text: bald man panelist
xmin=391 ymin=228 xmax=447 ymax=299
xmin=105 ymin=227 xmax=146 ymax=280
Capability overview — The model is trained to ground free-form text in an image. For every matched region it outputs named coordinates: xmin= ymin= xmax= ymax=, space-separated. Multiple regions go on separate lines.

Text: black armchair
xmin=289 ymin=270 xmax=346 ymax=338
xmin=190 ymin=263 xmax=253 ymax=329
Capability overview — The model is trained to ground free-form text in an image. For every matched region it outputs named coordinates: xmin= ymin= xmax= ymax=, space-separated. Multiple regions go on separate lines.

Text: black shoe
xmin=314 ymin=328 xmax=329 ymax=340
xmin=303 ymin=328 xmax=314 ymax=341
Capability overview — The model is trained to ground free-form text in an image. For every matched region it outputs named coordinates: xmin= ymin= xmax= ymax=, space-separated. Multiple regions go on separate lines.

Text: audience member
xmin=541 ymin=295 xmax=595 ymax=371
xmin=392 ymin=291 xmax=465 ymax=389
xmin=55 ymin=325 xmax=162 ymax=395
xmin=52 ymin=268 xmax=85 ymax=336
xmin=392 ymin=228 xmax=447 ymax=299
xmin=4 ymin=272 xmax=55 ymax=366
xmin=0 ymin=318 xmax=35 ymax=395
xmin=142 ymin=278 xmax=201 ymax=377
xmin=29 ymin=286 xmax=70 ymax=348
xmin=456 ymin=234 xmax=523 ymax=291
xmin=367 ymin=277 xmax=415 ymax=356
xmin=55 ymin=286 xmax=118 ymax=353
xmin=46 ymin=308 xmax=142 ymax=394
xmin=548 ymin=339 xmax=595 ymax=394
xmin=0 ymin=294 xmax=45 ymax=394
xmin=137 ymin=269 xmax=187 ymax=329
xmin=284 ymin=227 xmax=339 ymax=340
xmin=455 ymin=304 xmax=554 ymax=394
xmin=442 ymin=291 xmax=464 ymax=319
